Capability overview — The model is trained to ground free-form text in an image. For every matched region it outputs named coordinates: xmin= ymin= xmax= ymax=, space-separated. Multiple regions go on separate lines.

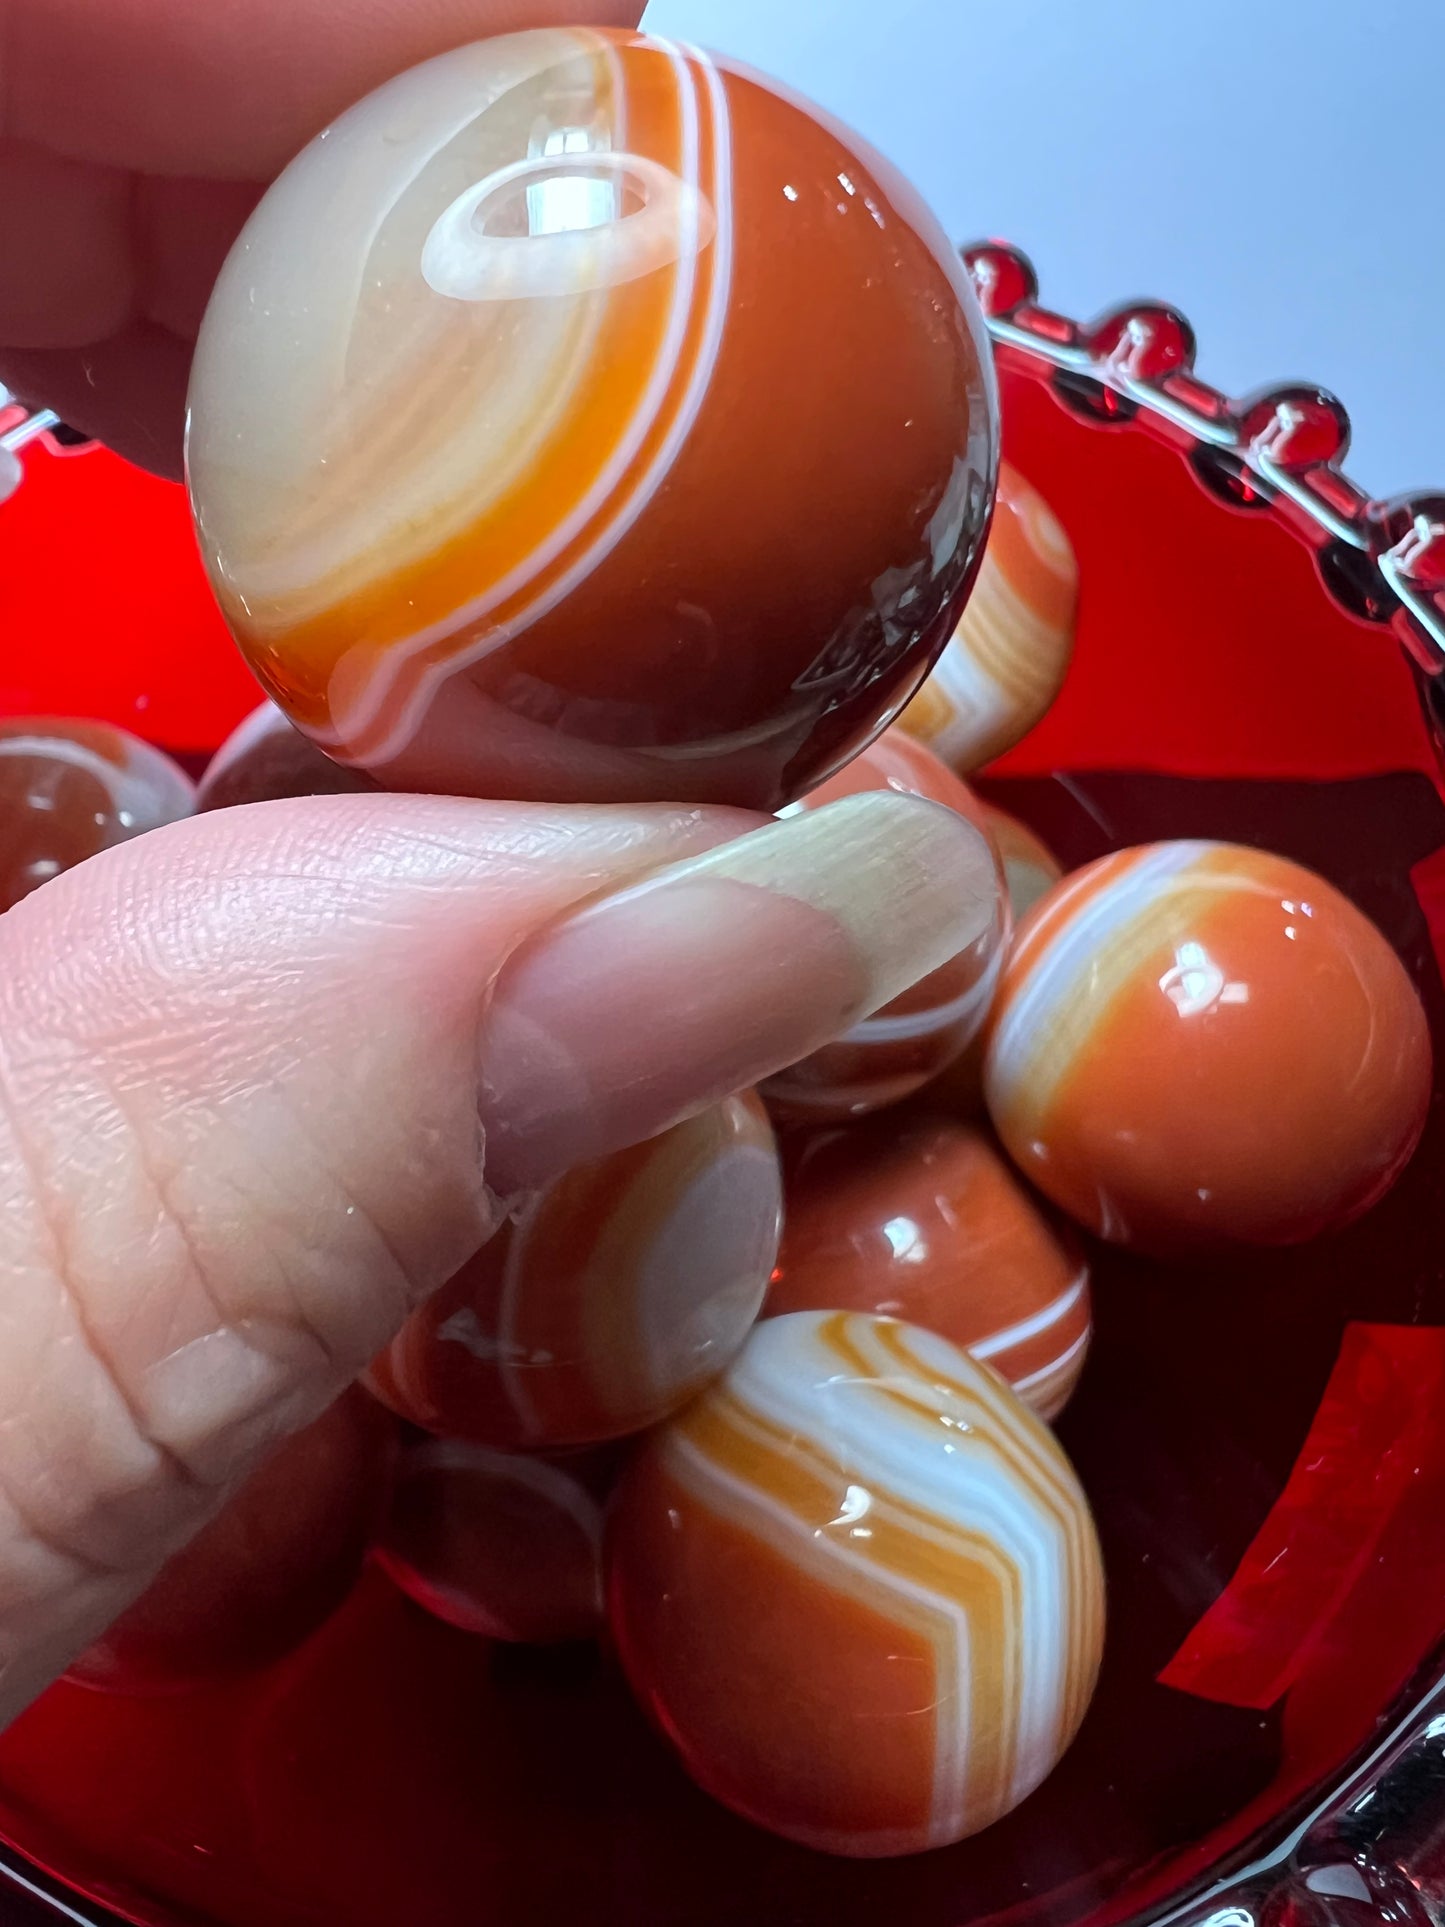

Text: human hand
xmin=0 ymin=0 xmax=644 ymax=475
xmin=0 ymin=787 xmax=993 ymax=1720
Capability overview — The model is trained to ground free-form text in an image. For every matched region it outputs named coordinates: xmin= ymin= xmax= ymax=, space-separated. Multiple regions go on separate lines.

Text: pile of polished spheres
xmin=1 ymin=27 xmax=1429 ymax=1863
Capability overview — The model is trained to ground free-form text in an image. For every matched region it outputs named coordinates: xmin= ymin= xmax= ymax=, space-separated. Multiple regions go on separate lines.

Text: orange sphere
xmin=985 ymin=841 xmax=1432 ymax=1251
xmin=763 ymin=729 xmax=1009 ymax=1120
xmin=186 ymin=30 xmax=997 ymax=809
xmin=607 ymin=1311 xmax=1104 ymax=1857
xmin=367 ymin=1095 xmax=780 ymax=1449
xmin=899 ymin=462 xmax=1077 ymax=772
xmin=770 ymin=1113 xmax=1091 ymax=1420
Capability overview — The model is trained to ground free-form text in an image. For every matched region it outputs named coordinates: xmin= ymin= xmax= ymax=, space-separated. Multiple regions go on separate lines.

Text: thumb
xmin=0 ymin=786 xmax=992 ymax=1719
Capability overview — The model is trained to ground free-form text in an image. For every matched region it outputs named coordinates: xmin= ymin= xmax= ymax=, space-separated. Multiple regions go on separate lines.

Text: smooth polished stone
xmin=186 ymin=29 xmax=997 ymax=809
xmin=607 ymin=1310 xmax=1105 ymax=1856
xmin=985 ymin=840 xmax=1432 ymax=1250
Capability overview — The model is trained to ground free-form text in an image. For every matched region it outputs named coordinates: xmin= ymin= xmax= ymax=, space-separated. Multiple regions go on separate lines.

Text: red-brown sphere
xmin=186 ymin=30 xmax=997 ymax=809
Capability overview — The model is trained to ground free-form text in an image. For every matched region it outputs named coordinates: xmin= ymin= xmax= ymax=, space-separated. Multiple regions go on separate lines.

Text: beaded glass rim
xmin=959 ymin=239 xmax=1445 ymax=684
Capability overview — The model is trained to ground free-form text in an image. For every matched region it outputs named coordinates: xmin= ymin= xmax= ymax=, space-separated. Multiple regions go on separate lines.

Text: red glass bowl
xmin=3 ymin=243 xmax=1445 ymax=1927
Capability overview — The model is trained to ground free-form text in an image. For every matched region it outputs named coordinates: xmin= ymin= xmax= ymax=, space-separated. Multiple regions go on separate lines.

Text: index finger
xmin=1 ymin=0 xmax=644 ymax=179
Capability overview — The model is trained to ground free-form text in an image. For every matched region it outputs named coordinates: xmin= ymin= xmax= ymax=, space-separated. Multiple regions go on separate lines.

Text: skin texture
xmin=0 ymin=789 xmax=989 ymax=1726
xmin=0 ymin=0 xmax=653 ymax=1716
xmin=0 ymin=0 xmax=646 ymax=473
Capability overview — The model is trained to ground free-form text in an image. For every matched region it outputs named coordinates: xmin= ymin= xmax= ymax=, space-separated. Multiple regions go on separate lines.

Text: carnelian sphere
xmin=607 ymin=1310 xmax=1105 ymax=1857
xmin=0 ymin=717 xmax=194 ymax=912
xmin=984 ymin=840 xmax=1432 ymax=1251
xmin=770 ymin=1113 xmax=1091 ymax=1420
xmin=375 ymin=1439 xmax=614 ymax=1645
xmin=763 ymin=729 xmax=1009 ymax=1120
xmin=366 ymin=1094 xmax=781 ymax=1449
xmin=185 ymin=30 xmax=997 ymax=810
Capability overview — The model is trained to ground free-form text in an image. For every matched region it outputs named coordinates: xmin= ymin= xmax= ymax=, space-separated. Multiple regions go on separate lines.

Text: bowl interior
xmin=1 ymin=356 xmax=1444 ymax=1927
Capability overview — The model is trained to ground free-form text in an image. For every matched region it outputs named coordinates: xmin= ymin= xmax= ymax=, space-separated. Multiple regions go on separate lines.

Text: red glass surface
xmin=1 ymin=325 xmax=1444 ymax=1925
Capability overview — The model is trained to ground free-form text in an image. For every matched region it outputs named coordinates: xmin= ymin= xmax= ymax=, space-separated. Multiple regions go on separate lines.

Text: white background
xmin=642 ymin=0 xmax=1444 ymax=500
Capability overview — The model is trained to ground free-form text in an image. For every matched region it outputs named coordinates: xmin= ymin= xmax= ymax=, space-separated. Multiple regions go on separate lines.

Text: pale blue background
xmin=642 ymin=0 xmax=1444 ymax=499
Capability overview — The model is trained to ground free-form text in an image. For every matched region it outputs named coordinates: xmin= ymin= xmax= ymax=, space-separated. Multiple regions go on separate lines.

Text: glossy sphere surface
xmin=186 ymin=29 xmax=997 ymax=810
xmin=375 ymin=1439 xmax=609 ymax=1644
xmin=771 ymin=1115 xmax=1091 ymax=1421
xmin=900 ymin=463 xmax=1076 ymax=773
xmin=986 ymin=841 xmax=1432 ymax=1251
xmin=0 ymin=717 xmax=194 ymax=911
xmin=608 ymin=1310 xmax=1104 ymax=1857
xmin=68 ymin=1391 xmax=393 ymax=1692
xmin=197 ymin=702 xmax=377 ymax=810
xmin=367 ymin=1094 xmax=780 ymax=1449
xmin=764 ymin=729 xmax=1009 ymax=1120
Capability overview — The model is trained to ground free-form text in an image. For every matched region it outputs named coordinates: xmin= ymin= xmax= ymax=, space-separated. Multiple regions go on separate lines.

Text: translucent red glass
xmin=2 ymin=263 xmax=1444 ymax=1925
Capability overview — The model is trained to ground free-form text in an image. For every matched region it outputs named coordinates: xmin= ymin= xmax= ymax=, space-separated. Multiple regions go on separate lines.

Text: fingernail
xmin=477 ymin=793 xmax=999 ymax=1191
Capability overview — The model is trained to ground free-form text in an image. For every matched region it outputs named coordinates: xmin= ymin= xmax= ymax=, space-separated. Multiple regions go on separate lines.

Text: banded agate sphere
xmin=607 ymin=1311 xmax=1104 ymax=1856
xmin=366 ymin=1094 xmax=781 ymax=1450
xmin=985 ymin=841 xmax=1432 ymax=1251
xmin=186 ymin=29 xmax=997 ymax=809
